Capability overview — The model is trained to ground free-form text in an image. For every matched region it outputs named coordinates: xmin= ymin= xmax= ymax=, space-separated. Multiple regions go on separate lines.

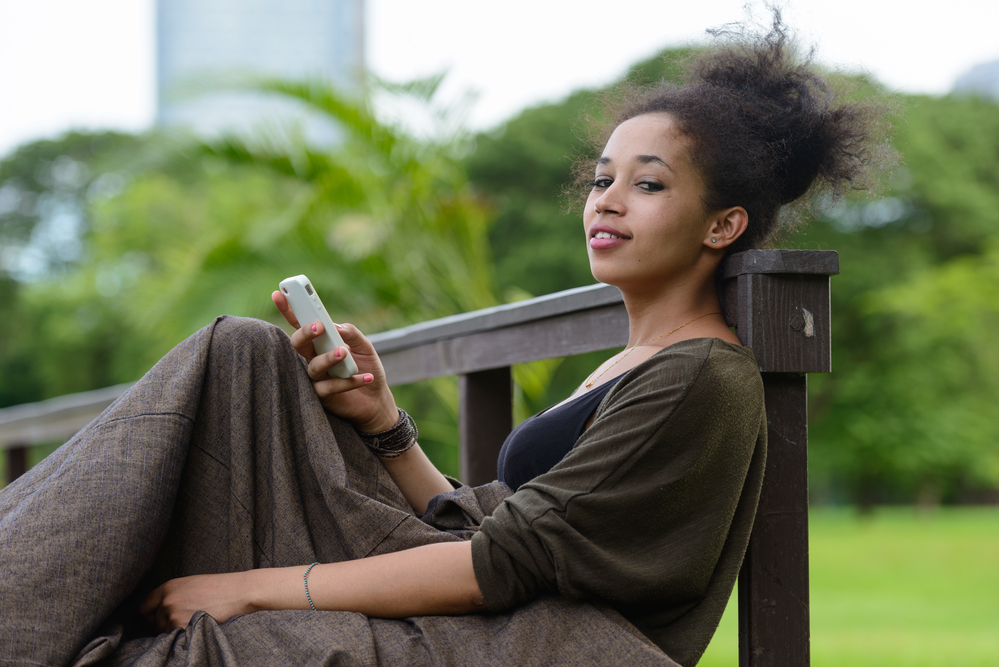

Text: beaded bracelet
xmin=356 ymin=408 xmax=418 ymax=458
xmin=304 ymin=561 xmax=320 ymax=611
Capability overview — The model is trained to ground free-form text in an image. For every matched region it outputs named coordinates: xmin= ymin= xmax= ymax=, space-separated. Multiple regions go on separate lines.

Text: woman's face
xmin=583 ymin=113 xmax=714 ymax=292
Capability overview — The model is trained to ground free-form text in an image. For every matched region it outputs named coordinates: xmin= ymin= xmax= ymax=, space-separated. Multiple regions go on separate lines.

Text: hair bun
xmin=691 ymin=23 xmax=838 ymax=206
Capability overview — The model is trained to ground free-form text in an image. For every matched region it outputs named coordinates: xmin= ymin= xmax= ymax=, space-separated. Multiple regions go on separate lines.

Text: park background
xmin=1 ymin=1 xmax=997 ymax=664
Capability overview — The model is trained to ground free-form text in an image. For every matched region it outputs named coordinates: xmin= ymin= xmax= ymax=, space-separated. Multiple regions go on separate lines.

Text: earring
xmin=711 ymin=237 xmax=717 ymax=243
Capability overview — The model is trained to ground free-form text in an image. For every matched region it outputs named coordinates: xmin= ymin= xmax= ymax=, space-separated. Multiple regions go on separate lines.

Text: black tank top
xmin=497 ymin=374 xmax=624 ymax=491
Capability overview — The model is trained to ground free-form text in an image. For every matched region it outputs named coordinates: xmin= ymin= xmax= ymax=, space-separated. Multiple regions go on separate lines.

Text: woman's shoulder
xmin=617 ymin=337 xmax=760 ymax=392
xmin=591 ymin=337 xmax=763 ymax=426
xmin=652 ymin=336 xmax=756 ymax=366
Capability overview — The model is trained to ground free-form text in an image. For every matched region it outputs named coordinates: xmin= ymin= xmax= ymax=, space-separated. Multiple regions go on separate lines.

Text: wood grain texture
xmin=380 ymin=304 xmax=629 ymax=386
xmin=723 ymin=249 xmax=839 ymax=278
xmin=459 ymin=368 xmax=513 ymax=486
xmin=730 ymin=274 xmax=833 ymax=373
xmin=370 ymin=283 xmax=623 ymax=354
xmin=739 ymin=373 xmax=810 ymax=666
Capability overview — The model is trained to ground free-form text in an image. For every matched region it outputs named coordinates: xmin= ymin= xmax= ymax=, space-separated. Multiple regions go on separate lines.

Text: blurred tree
xmin=801 ymin=93 xmax=999 ymax=508
xmin=0 ymin=132 xmax=144 ymax=409
xmin=0 ymin=275 xmax=45 ymax=408
xmin=0 ymin=132 xmax=142 ymax=280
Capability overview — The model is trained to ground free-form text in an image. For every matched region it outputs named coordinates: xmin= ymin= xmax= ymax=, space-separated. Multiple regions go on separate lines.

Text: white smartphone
xmin=279 ymin=275 xmax=359 ymax=378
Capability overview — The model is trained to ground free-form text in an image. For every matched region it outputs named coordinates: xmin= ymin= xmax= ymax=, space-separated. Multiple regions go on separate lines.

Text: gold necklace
xmin=583 ymin=312 xmax=723 ymax=387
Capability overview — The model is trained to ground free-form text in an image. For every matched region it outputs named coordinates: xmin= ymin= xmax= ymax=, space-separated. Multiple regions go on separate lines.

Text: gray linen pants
xmin=0 ymin=317 xmax=674 ymax=667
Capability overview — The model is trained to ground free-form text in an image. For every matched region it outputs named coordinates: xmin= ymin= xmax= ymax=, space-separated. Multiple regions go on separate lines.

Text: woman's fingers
xmin=312 ymin=373 xmax=375 ymax=399
xmin=288 ymin=321 xmax=328 ymax=362
xmin=307 ymin=347 xmax=373 ymax=386
xmin=271 ymin=291 xmax=302 ymax=330
xmin=333 ymin=322 xmax=377 ymax=357
xmin=138 ymin=586 xmax=163 ymax=622
xmin=138 ymin=583 xmax=191 ymax=632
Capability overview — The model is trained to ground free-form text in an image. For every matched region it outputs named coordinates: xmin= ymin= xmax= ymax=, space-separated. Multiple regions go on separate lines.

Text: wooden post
xmin=458 ymin=367 xmax=513 ymax=486
xmin=6 ymin=445 xmax=27 ymax=485
xmin=722 ymin=250 xmax=838 ymax=667
xmin=739 ymin=374 xmax=810 ymax=666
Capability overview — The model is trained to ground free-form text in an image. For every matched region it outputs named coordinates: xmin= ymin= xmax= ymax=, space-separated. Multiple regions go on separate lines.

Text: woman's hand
xmin=272 ymin=291 xmax=399 ymax=433
xmin=139 ymin=572 xmax=255 ymax=633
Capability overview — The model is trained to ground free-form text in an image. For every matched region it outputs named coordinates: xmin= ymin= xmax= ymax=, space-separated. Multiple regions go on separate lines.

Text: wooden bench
xmin=0 ymin=247 xmax=838 ymax=666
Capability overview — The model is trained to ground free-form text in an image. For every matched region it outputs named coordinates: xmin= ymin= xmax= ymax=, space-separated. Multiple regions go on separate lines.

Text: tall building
xmin=156 ymin=0 xmax=365 ymax=141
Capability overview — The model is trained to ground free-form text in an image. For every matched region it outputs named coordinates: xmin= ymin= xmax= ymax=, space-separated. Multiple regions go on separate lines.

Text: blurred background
xmin=0 ymin=1 xmax=997 ymax=664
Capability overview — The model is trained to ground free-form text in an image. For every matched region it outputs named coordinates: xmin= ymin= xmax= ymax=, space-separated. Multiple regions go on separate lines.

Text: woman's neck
xmin=619 ymin=278 xmax=731 ymax=348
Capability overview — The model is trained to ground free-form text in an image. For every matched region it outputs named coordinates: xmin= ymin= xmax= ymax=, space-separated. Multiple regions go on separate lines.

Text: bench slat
xmin=379 ymin=304 xmax=629 ymax=386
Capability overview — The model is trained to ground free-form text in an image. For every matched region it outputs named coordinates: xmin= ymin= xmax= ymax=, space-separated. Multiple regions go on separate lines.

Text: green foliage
xmin=465 ymin=90 xmax=594 ymax=299
xmin=0 ymin=275 xmax=45 ymax=408
xmin=0 ymin=132 xmax=143 ymax=278
xmin=0 ymin=132 xmax=149 ymax=407
xmin=899 ymin=94 xmax=999 ymax=256
xmin=802 ymin=93 xmax=999 ymax=506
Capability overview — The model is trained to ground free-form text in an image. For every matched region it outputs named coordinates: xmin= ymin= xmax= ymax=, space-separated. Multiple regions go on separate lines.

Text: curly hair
xmin=573 ymin=9 xmax=894 ymax=254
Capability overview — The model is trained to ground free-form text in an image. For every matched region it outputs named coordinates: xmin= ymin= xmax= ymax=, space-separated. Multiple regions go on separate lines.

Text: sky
xmin=0 ymin=0 xmax=997 ymax=158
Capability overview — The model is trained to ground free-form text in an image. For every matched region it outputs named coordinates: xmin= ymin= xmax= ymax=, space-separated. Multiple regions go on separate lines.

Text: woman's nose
xmin=593 ymin=187 xmax=624 ymax=216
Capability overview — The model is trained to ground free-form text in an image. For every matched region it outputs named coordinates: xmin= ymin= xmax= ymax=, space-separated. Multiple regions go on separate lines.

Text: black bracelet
xmin=356 ymin=408 xmax=418 ymax=458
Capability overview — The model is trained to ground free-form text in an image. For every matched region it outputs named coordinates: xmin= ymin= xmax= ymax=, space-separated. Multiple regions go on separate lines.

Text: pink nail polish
xmin=363 ymin=374 xmax=373 ymax=383
xmin=334 ymin=323 xmax=344 ymax=330
xmin=311 ymin=323 xmax=318 ymax=333
xmin=334 ymin=348 xmax=341 ymax=358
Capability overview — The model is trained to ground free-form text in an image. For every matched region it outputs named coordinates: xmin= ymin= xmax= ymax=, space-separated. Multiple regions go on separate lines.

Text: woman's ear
xmin=704 ymin=207 xmax=748 ymax=249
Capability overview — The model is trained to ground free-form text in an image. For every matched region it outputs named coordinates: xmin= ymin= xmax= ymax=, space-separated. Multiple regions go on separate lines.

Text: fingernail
xmin=311 ymin=323 xmax=318 ymax=333
xmin=334 ymin=323 xmax=344 ymax=330
xmin=334 ymin=348 xmax=341 ymax=358
xmin=363 ymin=374 xmax=373 ymax=383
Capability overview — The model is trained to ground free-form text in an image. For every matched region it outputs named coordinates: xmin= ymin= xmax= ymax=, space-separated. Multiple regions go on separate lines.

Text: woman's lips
xmin=590 ymin=235 xmax=629 ymax=249
xmin=589 ymin=226 xmax=630 ymax=250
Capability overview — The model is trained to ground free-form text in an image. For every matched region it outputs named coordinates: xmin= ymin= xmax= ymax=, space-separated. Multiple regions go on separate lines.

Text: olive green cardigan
xmin=471 ymin=338 xmax=767 ymax=666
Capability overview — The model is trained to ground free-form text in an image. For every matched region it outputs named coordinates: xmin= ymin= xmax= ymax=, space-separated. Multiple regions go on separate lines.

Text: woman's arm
xmin=272 ymin=292 xmax=454 ymax=513
xmin=140 ymin=542 xmax=485 ymax=632
xmin=375 ymin=443 xmax=455 ymax=515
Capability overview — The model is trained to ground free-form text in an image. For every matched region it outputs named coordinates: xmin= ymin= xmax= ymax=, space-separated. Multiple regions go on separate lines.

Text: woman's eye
xmin=591 ymin=177 xmax=612 ymax=189
xmin=638 ymin=181 xmax=665 ymax=192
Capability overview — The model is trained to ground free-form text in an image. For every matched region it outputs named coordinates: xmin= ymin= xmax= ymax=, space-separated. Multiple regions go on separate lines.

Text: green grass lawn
xmin=698 ymin=507 xmax=999 ymax=666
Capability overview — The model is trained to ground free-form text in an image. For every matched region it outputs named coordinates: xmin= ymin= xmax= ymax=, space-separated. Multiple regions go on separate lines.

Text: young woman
xmin=0 ymin=16 xmax=882 ymax=667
